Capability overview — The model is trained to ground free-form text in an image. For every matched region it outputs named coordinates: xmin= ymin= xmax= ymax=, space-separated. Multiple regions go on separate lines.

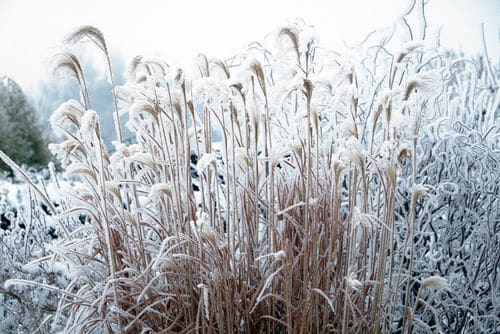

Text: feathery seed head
xmin=235 ymin=147 xmax=251 ymax=167
xmin=276 ymin=24 xmax=301 ymax=62
xmin=412 ymin=183 xmax=429 ymax=204
xmin=129 ymin=55 xmax=143 ymax=77
xmin=197 ymin=153 xmax=217 ymax=173
xmin=148 ymin=183 xmax=173 ymax=204
xmin=298 ymin=25 xmax=319 ymax=54
xmin=129 ymin=152 xmax=155 ymax=169
xmin=193 ymin=77 xmax=231 ymax=107
xmin=50 ymin=100 xmax=85 ymax=134
xmin=289 ymin=139 xmax=303 ymax=158
xmin=188 ymin=125 xmax=203 ymax=143
xmin=64 ymin=25 xmax=107 ymax=52
xmin=420 ymin=275 xmax=448 ymax=290
xmin=48 ymin=139 xmax=82 ymax=166
xmin=395 ymin=40 xmax=425 ymax=64
xmin=243 ymin=56 xmax=267 ymax=91
xmin=209 ymin=58 xmax=230 ymax=79
xmin=339 ymin=117 xmax=358 ymax=139
xmin=351 ymin=207 xmax=380 ymax=230
xmin=105 ymin=181 xmax=122 ymax=201
xmin=79 ymin=110 xmax=98 ymax=143
xmin=404 ymin=69 xmax=443 ymax=101
xmin=196 ymin=54 xmax=210 ymax=77
xmin=346 ymin=272 xmax=363 ymax=291
xmin=130 ymin=100 xmax=158 ymax=120
xmin=192 ymin=212 xmax=218 ymax=245
xmin=65 ymin=162 xmax=97 ymax=183
xmin=340 ymin=137 xmax=365 ymax=169
xmin=51 ymin=51 xmax=86 ymax=87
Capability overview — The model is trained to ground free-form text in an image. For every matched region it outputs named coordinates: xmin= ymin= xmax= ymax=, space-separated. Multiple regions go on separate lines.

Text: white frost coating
xmin=388 ymin=107 xmax=412 ymax=136
xmin=65 ymin=162 xmax=96 ymax=180
xmin=197 ymin=283 xmax=210 ymax=321
xmin=298 ymin=26 xmax=319 ymax=53
xmin=187 ymin=125 xmax=203 ymax=143
xmin=0 ymin=19 xmax=494 ymax=333
xmin=334 ymin=56 xmax=355 ymax=81
xmin=272 ymin=22 xmax=301 ymax=54
xmin=146 ymin=72 xmax=166 ymax=88
xmin=148 ymin=183 xmax=173 ymax=203
xmin=193 ymin=77 xmax=231 ymax=106
xmin=340 ymin=136 xmax=364 ymax=167
xmin=395 ymin=40 xmax=426 ymax=62
xmin=241 ymin=55 xmax=259 ymax=73
xmin=376 ymin=87 xmax=401 ymax=109
xmin=164 ymin=67 xmax=184 ymax=85
xmin=50 ymin=99 xmax=85 ymax=133
xmin=421 ymin=275 xmax=448 ymax=290
xmin=269 ymin=146 xmax=287 ymax=169
xmin=196 ymin=153 xmax=217 ymax=173
xmin=21 ymin=262 xmax=42 ymax=275
xmin=79 ymin=109 xmax=98 ymax=143
xmin=288 ymin=139 xmax=303 ymax=157
xmin=346 ymin=83 xmax=359 ymax=100
xmin=48 ymin=261 xmax=71 ymax=276
xmin=346 ymin=272 xmax=363 ymax=291
xmin=105 ymin=181 xmax=121 ymax=200
xmin=339 ymin=116 xmax=358 ymax=138
xmin=129 ymin=152 xmax=155 ymax=168
xmin=412 ymin=182 xmax=429 ymax=203
xmin=404 ymin=69 xmax=443 ymax=99
xmin=48 ymin=139 xmax=80 ymax=166
xmin=288 ymin=71 xmax=307 ymax=93
xmin=191 ymin=211 xmax=220 ymax=246
xmin=234 ymin=147 xmax=251 ymax=166
xmin=129 ymin=99 xmax=156 ymax=118
xmin=256 ymin=250 xmax=286 ymax=262
xmin=115 ymin=85 xmax=145 ymax=111
xmin=351 ymin=207 xmax=381 ymax=230
xmin=111 ymin=140 xmax=140 ymax=158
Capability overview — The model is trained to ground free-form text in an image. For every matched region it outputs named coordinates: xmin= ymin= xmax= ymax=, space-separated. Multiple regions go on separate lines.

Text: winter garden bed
xmin=0 ymin=10 xmax=499 ymax=334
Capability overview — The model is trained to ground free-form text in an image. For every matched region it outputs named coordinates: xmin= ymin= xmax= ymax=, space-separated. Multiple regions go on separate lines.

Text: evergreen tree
xmin=0 ymin=76 xmax=49 ymax=171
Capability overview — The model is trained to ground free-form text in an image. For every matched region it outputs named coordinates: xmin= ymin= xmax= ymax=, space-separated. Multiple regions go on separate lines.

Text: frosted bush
xmin=0 ymin=173 xmax=80 ymax=333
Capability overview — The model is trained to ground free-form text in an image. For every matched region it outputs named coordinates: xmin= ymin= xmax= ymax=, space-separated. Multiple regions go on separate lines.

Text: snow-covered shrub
xmin=407 ymin=52 xmax=499 ymax=333
xmin=0 ymin=169 xmax=79 ymax=333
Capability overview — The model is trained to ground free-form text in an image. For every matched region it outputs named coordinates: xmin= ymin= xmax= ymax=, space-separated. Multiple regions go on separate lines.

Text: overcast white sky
xmin=0 ymin=0 xmax=499 ymax=91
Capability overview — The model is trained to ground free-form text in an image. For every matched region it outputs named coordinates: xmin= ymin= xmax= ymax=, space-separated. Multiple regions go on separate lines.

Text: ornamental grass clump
xmin=0 ymin=23 xmax=443 ymax=334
